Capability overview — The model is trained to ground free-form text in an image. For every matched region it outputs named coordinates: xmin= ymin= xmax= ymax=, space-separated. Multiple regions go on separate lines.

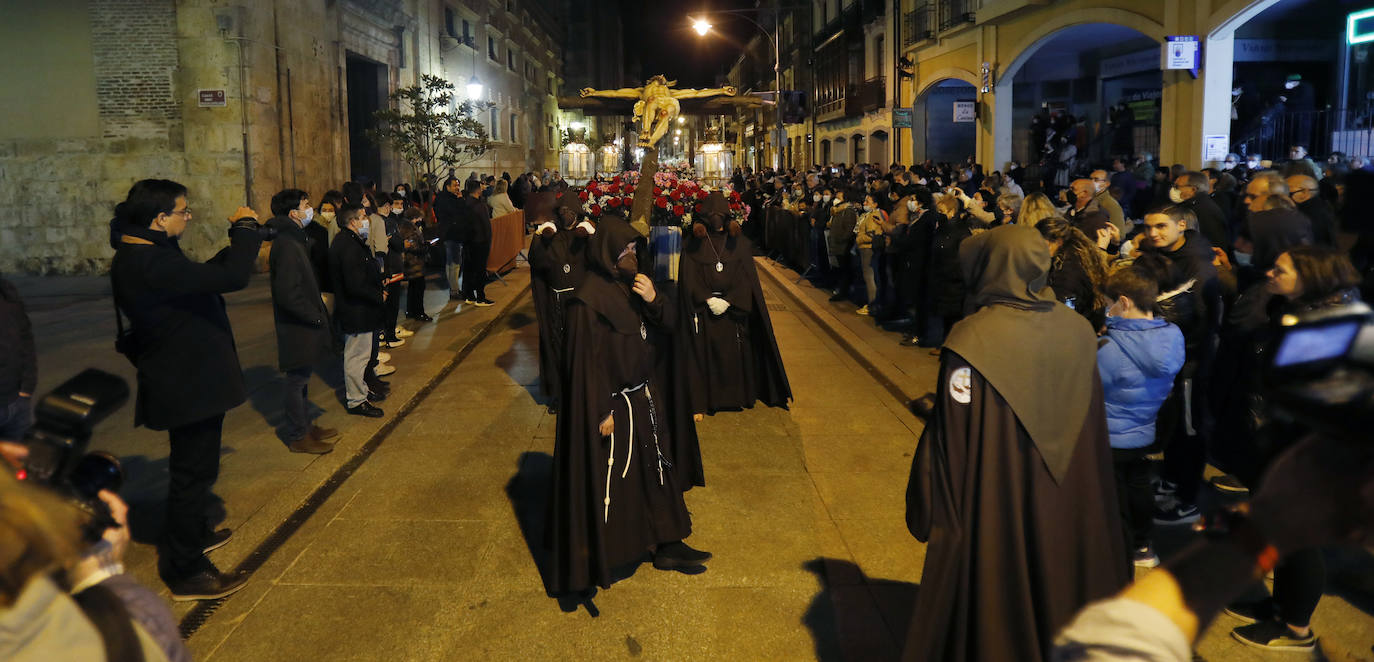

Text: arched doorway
xmin=993 ymin=21 xmax=1162 ymax=170
xmin=870 ymin=130 xmax=889 ymax=165
xmin=820 ymin=138 xmax=832 ymax=164
xmin=852 ymin=134 xmax=866 ymax=164
xmin=914 ymin=79 xmax=978 ymax=164
xmin=834 ymin=136 xmax=848 ymax=165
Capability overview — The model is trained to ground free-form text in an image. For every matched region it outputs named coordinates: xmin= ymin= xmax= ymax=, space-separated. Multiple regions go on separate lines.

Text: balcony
xmin=903 ymin=4 xmax=935 ymax=46
xmin=816 ymin=85 xmax=861 ymax=123
xmin=937 ymin=0 xmax=978 ymax=33
xmin=861 ymin=76 xmax=886 ymax=112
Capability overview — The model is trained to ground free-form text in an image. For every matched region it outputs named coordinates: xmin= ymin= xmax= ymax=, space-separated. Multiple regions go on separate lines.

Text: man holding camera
xmin=109 ymin=179 xmax=261 ymax=600
xmin=265 ymin=189 xmax=338 ymax=455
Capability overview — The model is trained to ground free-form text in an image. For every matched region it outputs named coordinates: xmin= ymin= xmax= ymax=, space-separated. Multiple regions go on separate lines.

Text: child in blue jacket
xmin=1097 ymin=265 xmax=1184 ymax=568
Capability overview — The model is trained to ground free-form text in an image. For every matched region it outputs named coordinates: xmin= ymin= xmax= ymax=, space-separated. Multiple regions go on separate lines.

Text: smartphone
xmin=428 ymin=237 xmax=440 ymax=244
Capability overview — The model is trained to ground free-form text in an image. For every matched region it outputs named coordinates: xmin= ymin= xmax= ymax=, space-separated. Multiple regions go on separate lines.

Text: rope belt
xmin=603 ymin=381 xmax=671 ymax=523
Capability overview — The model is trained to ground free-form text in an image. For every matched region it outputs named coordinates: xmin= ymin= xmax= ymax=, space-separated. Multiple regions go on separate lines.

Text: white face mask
xmin=358 ymin=223 xmax=369 ymax=239
xmin=1168 ymin=187 xmax=1185 ymax=204
xmin=1248 ymin=160 xmax=1260 ymax=169
xmin=907 ymin=200 xmax=918 ymax=213
xmin=813 ymin=194 xmax=821 ymax=202
xmin=298 ymin=206 xmax=315 ymax=225
xmin=863 ymin=204 xmax=875 ymax=213
xmin=319 ymin=211 xmax=336 ymax=224
xmin=822 ymin=195 xmax=831 ymax=202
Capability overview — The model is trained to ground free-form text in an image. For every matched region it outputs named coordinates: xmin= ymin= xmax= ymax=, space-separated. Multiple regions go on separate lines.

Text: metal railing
xmin=1231 ymin=107 xmax=1374 ymax=161
xmin=936 ymin=0 xmax=978 ymax=33
xmin=903 ymin=3 xmax=934 ymax=45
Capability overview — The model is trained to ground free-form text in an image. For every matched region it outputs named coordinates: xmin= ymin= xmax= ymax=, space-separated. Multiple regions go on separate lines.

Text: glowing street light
xmin=466 ymin=75 xmax=484 ymax=100
xmin=691 ymin=17 xmax=712 ymax=36
xmin=677 ymin=116 xmax=686 ymax=124
xmin=570 ymin=121 xmax=586 ymax=130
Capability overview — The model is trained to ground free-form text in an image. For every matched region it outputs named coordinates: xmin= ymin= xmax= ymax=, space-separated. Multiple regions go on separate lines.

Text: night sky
xmin=634 ymin=0 xmax=760 ymax=88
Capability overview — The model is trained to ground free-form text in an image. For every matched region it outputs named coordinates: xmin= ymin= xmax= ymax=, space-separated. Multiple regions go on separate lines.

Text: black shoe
xmin=164 ymin=562 xmax=247 ymax=602
xmin=1232 ymin=620 xmax=1316 ymax=652
xmin=288 ymin=436 xmax=335 ymax=454
xmin=368 ymin=389 xmax=388 ymax=402
xmin=827 ymin=292 xmax=846 ymax=302
xmin=409 ymin=313 xmax=434 ymax=323
xmin=1210 ymin=474 xmax=1250 ymax=495
xmin=347 ymin=402 xmax=384 ymax=418
xmin=653 ymin=541 xmax=712 ymax=570
xmin=202 ymin=528 xmax=232 ymax=554
xmin=473 ymin=298 xmax=495 ymax=307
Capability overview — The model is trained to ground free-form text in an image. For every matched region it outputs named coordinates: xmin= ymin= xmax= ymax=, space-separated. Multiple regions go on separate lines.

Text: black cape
xmin=678 ymin=231 xmax=791 ymax=414
xmin=544 ymin=221 xmax=694 ymax=595
xmin=528 ymin=228 xmax=591 ymax=404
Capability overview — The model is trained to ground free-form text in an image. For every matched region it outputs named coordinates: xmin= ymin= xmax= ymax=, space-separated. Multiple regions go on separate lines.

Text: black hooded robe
xmin=903 ymin=225 xmax=1129 ymax=662
xmin=544 ymin=221 xmax=694 ymax=595
xmin=678 ymin=232 xmax=792 ymax=414
xmin=529 ymin=228 xmax=591 ymax=405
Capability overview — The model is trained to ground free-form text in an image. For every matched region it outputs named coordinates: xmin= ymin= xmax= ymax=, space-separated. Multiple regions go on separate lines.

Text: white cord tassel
xmin=619 ymin=392 xmax=634 ymax=479
xmin=604 ymin=429 xmax=614 ymax=523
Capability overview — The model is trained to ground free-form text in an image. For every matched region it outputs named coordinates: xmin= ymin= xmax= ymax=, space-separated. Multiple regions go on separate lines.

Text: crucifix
xmin=574 ymin=75 xmax=740 ymax=235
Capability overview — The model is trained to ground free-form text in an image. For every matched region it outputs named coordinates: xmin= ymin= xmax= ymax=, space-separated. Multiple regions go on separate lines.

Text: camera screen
xmin=1273 ymin=321 xmax=1362 ymax=367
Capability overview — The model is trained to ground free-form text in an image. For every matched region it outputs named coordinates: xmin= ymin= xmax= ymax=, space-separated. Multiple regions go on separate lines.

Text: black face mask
xmin=707 ymin=214 xmax=727 ymax=232
xmin=557 ymin=209 xmax=579 ymax=230
xmin=615 ymin=252 xmax=639 ymax=283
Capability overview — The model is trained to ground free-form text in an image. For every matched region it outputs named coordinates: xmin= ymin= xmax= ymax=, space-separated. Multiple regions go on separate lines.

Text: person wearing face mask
xmin=1284 ymin=174 xmax=1336 ymax=248
xmin=678 ymin=191 xmax=791 ymax=414
xmin=808 ymin=187 xmax=833 ymax=283
xmin=853 ymin=193 xmax=891 ymax=316
xmin=397 ymin=207 xmax=432 ymax=324
xmin=1096 ymin=266 xmax=1184 ymax=568
xmin=546 ymin=215 xmax=710 ymax=601
xmin=1089 ymin=169 xmax=1126 ymax=234
xmin=529 ymin=191 xmax=597 ymax=411
xmin=307 ymin=191 xmax=344 ymax=313
xmin=825 ymin=188 xmax=860 ymax=302
xmin=330 ymin=203 xmax=389 ymax=420
xmin=1282 ymin=144 xmax=1322 ymax=182
xmin=1170 ymin=172 xmax=1228 ymax=251
xmin=265 ymin=189 xmax=338 ymax=455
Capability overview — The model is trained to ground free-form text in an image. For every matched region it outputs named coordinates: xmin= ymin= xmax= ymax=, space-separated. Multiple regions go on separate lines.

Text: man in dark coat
xmin=678 ymin=191 xmax=791 ymax=415
xmin=456 ymin=179 xmax=494 ymax=305
xmin=266 ymin=189 xmax=337 ymax=454
xmin=109 ymin=178 xmax=260 ymax=600
xmin=330 ymin=204 xmax=388 ymax=419
xmin=434 ymin=176 xmax=464 ymax=297
xmin=825 ymin=188 xmax=860 ymax=301
xmin=904 ymin=224 xmax=1129 ymax=662
xmin=1240 ymin=173 xmax=1314 ymax=274
xmin=545 ymin=215 xmax=710 ymax=599
xmin=1286 ymin=174 xmax=1337 ymax=247
xmin=1174 ymin=171 xmax=1229 ymax=251
xmin=528 ymin=190 xmax=595 ymax=410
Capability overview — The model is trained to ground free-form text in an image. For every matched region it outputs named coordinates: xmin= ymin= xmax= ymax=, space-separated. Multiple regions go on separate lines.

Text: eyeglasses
xmin=168 ymin=208 xmax=192 ymax=217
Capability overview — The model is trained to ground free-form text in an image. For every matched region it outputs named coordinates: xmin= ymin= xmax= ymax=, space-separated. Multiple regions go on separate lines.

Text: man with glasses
xmin=1170 ymin=172 xmax=1228 ymax=251
xmin=1239 ymin=173 xmax=1313 ymax=272
xmin=1285 ymin=174 xmax=1336 ymax=247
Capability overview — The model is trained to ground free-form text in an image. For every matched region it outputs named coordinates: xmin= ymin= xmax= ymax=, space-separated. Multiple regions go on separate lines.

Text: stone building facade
xmin=0 ymin=0 xmax=564 ymax=274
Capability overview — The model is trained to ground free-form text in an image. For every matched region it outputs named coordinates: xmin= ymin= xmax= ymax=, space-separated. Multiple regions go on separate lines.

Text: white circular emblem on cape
xmin=948 ymin=366 xmax=972 ymax=405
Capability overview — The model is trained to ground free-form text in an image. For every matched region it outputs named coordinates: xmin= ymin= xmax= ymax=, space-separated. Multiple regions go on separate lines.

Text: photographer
xmin=1 ymin=446 xmax=186 ymax=662
xmin=108 ymin=179 xmax=262 ymax=600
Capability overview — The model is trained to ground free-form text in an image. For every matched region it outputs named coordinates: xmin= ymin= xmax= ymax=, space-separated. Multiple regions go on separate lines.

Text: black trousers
xmin=282 ymin=366 xmax=312 ymax=441
xmin=165 ymin=414 xmax=225 ymax=574
xmin=383 ymin=282 xmax=403 ymax=340
xmin=405 ymin=277 xmax=426 ymax=316
xmin=1111 ymin=447 xmax=1154 ymax=550
xmin=831 ymin=252 xmax=855 ymax=298
xmin=462 ymin=240 xmax=490 ymax=300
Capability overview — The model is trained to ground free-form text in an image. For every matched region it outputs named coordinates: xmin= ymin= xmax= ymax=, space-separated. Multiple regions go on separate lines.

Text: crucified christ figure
xmin=580 ymin=75 xmax=737 ymax=147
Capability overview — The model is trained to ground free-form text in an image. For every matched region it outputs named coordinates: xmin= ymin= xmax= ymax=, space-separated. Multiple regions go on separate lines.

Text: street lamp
xmin=466 ymin=75 xmax=484 ymax=100
xmin=689 ymin=8 xmax=785 ymax=170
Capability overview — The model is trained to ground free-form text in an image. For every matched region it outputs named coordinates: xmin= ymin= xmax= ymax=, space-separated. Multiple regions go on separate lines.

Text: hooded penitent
xmin=902 ymin=223 xmax=1127 ymax=662
xmin=553 ymin=189 xmax=586 ymax=231
xmin=528 ymin=188 xmax=598 ymax=405
xmin=692 ymin=191 xmax=740 ymax=238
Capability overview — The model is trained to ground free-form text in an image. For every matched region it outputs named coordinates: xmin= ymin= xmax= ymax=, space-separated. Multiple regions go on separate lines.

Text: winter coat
xmin=383 ymin=213 xmax=406 ymax=276
xmin=1181 ymin=194 xmax=1229 ymax=253
xmin=854 ymin=208 xmax=889 ymax=250
xmin=434 ymin=190 xmax=464 ymax=242
xmin=1097 ymin=317 xmax=1185 ymax=449
xmin=329 ymin=228 xmax=385 ymax=334
xmin=826 ymin=203 xmax=858 ymax=256
xmin=1047 ymin=248 xmax=1098 ymax=318
xmin=455 ymin=195 xmax=493 ymax=244
xmin=1296 ymin=197 xmax=1338 ymax=248
xmin=396 ymin=218 xmax=428 ymax=280
xmin=110 ymin=224 xmax=262 ymax=430
xmin=266 ymin=217 xmax=331 ymax=371
xmin=927 ymin=213 xmax=972 ymax=316
xmin=303 ymin=220 xmax=333 ymax=293
xmin=489 ymin=192 xmax=517 ymax=218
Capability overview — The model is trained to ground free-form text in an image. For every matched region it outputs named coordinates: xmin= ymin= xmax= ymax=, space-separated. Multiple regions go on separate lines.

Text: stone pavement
xmin=15 ymin=257 xmax=1374 ymax=660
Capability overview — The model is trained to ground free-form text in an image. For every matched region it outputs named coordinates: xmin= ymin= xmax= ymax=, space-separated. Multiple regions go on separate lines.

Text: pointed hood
xmin=944 ymin=224 xmax=1099 ymax=483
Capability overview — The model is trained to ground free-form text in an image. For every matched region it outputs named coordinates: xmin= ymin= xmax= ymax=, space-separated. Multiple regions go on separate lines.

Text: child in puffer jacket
xmin=1097 ymin=265 xmax=1185 ymax=568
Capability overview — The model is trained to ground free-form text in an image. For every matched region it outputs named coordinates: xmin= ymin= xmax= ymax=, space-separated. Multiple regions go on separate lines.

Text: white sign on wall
xmin=1204 ymin=135 xmax=1230 ymax=162
xmin=953 ymin=101 xmax=976 ymax=123
xmin=1164 ymin=36 xmax=1200 ymax=71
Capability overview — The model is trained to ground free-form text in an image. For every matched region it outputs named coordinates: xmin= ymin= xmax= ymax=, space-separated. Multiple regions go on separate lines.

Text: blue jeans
xmin=444 ymin=240 xmax=464 ymax=293
xmin=0 ymin=395 xmax=31 ymax=441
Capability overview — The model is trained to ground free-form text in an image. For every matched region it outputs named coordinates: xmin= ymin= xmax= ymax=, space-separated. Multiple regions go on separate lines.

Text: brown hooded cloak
xmin=903 ymin=224 xmax=1128 ymax=662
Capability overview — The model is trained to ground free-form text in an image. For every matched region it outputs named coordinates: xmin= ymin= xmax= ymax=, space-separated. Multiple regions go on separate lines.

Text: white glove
xmin=535 ymin=222 xmax=556 ymax=235
xmin=576 ymin=220 xmax=596 ymax=235
xmin=706 ymin=297 xmax=730 ymax=316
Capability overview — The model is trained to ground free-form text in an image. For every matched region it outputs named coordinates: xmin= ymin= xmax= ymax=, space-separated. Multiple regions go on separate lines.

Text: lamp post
xmin=690 ymin=7 xmax=786 ymax=170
